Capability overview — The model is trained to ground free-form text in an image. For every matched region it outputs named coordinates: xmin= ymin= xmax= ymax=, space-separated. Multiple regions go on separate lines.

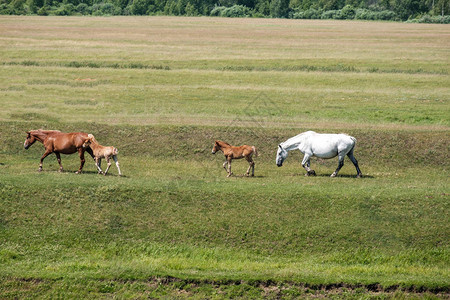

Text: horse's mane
xmin=217 ymin=140 xmax=231 ymax=147
xmin=87 ymin=134 xmax=98 ymax=143
xmin=281 ymin=131 xmax=316 ymax=149
xmin=35 ymin=129 xmax=61 ymax=134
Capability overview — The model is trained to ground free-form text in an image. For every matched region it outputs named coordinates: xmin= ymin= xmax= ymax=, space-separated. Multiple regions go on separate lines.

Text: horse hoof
xmin=357 ymin=174 xmax=362 ymax=178
xmin=75 ymin=171 xmax=81 ymax=174
xmin=330 ymin=173 xmax=336 ymax=178
xmin=38 ymin=168 xmax=42 ymax=172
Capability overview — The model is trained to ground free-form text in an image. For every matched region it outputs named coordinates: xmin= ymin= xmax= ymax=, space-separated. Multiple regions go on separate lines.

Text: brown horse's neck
xmin=31 ymin=130 xmax=58 ymax=143
xmin=88 ymin=139 xmax=102 ymax=151
xmin=217 ymin=141 xmax=231 ymax=152
xmin=216 ymin=141 xmax=231 ymax=151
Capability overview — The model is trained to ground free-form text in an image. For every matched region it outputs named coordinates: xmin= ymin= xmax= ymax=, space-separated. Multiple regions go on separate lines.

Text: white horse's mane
xmin=280 ymin=131 xmax=316 ymax=150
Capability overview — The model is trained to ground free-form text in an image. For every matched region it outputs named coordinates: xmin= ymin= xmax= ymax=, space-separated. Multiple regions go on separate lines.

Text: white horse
xmin=276 ymin=131 xmax=362 ymax=178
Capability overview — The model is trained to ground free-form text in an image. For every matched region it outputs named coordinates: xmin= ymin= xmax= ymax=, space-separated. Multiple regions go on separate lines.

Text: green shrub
xmin=76 ymin=3 xmax=90 ymax=15
xmin=210 ymin=5 xmax=252 ymax=18
xmin=53 ymin=3 xmax=75 ymax=15
xmin=340 ymin=5 xmax=356 ymax=19
xmin=291 ymin=8 xmax=323 ymax=19
xmin=92 ymin=2 xmax=121 ymax=15
xmin=37 ymin=4 xmax=48 ymax=15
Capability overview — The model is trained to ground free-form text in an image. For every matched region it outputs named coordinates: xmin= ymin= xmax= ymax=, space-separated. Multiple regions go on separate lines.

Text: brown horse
xmin=212 ymin=140 xmax=258 ymax=177
xmin=24 ymin=129 xmax=95 ymax=173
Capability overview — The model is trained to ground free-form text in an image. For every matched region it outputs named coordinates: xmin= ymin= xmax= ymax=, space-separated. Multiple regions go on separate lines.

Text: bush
xmin=355 ymin=8 xmax=397 ymax=21
xmin=53 ymin=3 xmax=75 ymax=15
xmin=210 ymin=5 xmax=225 ymax=16
xmin=408 ymin=14 xmax=450 ymax=24
xmin=340 ymin=5 xmax=356 ymax=19
xmin=291 ymin=8 xmax=322 ymax=19
xmin=37 ymin=5 xmax=48 ymax=15
xmin=321 ymin=9 xmax=338 ymax=19
xmin=75 ymin=3 xmax=89 ymax=15
xmin=92 ymin=2 xmax=121 ymax=15
xmin=210 ymin=5 xmax=251 ymax=18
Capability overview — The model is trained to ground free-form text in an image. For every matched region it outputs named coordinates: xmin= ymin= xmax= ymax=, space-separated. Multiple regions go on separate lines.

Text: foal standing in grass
xmin=212 ymin=140 xmax=258 ymax=177
xmin=82 ymin=134 xmax=122 ymax=176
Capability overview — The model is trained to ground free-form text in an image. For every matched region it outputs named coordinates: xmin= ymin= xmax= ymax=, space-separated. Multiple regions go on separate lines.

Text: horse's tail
xmin=349 ymin=136 xmax=357 ymax=151
xmin=252 ymin=146 xmax=258 ymax=157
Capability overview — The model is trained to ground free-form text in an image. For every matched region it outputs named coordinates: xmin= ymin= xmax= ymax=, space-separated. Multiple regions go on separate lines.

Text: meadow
xmin=0 ymin=16 xmax=449 ymax=298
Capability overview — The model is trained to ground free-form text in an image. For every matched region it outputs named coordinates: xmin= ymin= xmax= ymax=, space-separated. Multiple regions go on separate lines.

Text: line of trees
xmin=1 ymin=0 xmax=449 ymax=22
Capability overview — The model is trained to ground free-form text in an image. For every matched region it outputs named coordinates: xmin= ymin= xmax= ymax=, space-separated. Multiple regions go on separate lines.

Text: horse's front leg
xmin=38 ymin=149 xmax=53 ymax=172
xmin=55 ymin=152 xmax=63 ymax=172
xmin=75 ymin=148 xmax=86 ymax=174
xmin=302 ymin=153 xmax=315 ymax=176
xmin=226 ymin=157 xmax=233 ymax=177
xmin=95 ymin=157 xmax=104 ymax=174
xmin=104 ymin=156 xmax=112 ymax=176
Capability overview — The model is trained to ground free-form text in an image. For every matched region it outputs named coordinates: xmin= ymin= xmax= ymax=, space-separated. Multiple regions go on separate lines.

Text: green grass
xmin=0 ymin=16 xmax=449 ymax=298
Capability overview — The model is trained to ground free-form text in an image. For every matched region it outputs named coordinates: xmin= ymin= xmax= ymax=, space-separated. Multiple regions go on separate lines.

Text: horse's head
xmin=211 ymin=141 xmax=220 ymax=154
xmin=82 ymin=134 xmax=94 ymax=148
xmin=276 ymin=144 xmax=288 ymax=167
xmin=24 ymin=131 xmax=37 ymax=149
xmin=82 ymin=139 xmax=91 ymax=149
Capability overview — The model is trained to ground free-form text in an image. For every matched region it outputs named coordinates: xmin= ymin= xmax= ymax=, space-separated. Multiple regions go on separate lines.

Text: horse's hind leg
xmin=55 ymin=152 xmax=63 ymax=172
xmin=245 ymin=157 xmax=255 ymax=177
xmin=331 ymin=154 xmax=345 ymax=177
xmin=113 ymin=155 xmax=122 ymax=176
xmin=226 ymin=158 xmax=233 ymax=177
xmin=104 ymin=157 xmax=112 ymax=176
xmin=347 ymin=150 xmax=362 ymax=178
xmin=38 ymin=149 xmax=52 ymax=172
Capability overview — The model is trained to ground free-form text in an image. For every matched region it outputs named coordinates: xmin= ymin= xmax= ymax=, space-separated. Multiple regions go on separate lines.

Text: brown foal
xmin=23 ymin=129 xmax=94 ymax=173
xmin=212 ymin=140 xmax=258 ymax=177
xmin=82 ymin=134 xmax=122 ymax=176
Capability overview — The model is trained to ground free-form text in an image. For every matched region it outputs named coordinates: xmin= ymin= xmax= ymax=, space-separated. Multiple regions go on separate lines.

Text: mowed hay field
xmin=0 ymin=16 xmax=449 ymax=298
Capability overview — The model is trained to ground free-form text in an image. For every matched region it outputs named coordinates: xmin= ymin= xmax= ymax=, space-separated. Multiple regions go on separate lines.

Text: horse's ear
xmin=278 ymin=144 xmax=282 ymax=149
xmin=26 ymin=131 xmax=30 ymax=134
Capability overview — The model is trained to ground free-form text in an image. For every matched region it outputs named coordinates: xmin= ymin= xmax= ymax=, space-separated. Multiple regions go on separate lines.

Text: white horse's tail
xmin=252 ymin=146 xmax=258 ymax=157
xmin=349 ymin=136 xmax=357 ymax=150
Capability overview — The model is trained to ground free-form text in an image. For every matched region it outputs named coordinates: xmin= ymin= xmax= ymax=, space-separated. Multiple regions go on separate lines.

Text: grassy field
xmin=0 ymin=16 xmax=449 ymax=298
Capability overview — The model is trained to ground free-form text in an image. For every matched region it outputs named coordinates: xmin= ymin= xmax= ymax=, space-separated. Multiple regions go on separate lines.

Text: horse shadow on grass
xmin=289 ymin=173 xmax=374 ymax=179
xmin=230 ymin=174 xmax=265 ymax=178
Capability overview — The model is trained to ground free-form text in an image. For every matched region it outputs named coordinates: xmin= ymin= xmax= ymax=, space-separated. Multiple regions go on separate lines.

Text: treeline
xmin=1 ymin=0 xmax=449 ymax=22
